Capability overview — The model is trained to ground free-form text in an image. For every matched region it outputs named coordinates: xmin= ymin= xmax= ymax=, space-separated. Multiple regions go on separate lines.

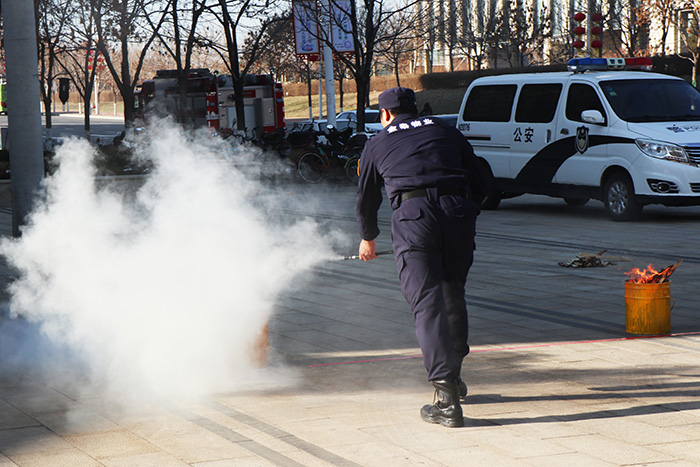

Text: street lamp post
xmin=1 ymin=0 xmax=46 ymax=237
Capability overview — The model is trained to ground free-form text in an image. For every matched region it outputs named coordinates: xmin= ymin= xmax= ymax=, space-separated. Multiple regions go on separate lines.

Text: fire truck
xmin=134 ymin=68 xmax=285 ymax=138
xmin=0 ymin=77 xmax=7 ymax=115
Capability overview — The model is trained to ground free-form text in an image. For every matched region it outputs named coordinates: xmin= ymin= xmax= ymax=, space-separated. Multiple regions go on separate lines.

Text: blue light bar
xmin=567 ymin=57 xmax=607 ymax=71
xmin=567 ymin=57 xmax=652 ymax=72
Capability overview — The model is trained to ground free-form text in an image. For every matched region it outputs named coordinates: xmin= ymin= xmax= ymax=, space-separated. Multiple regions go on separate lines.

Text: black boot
xmin=420 ymin=379 xmax=464 ymax=427
xmin=457 ymin=376 xmax=468 ymax=399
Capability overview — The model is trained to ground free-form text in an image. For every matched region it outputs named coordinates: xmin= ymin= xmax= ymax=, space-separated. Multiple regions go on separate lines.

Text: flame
xmin=624 ymin=263 xmax=659 ymax=283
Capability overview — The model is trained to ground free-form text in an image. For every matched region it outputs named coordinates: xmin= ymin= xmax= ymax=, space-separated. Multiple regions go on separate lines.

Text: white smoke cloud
xmin=0 ymin=124 xmax=343 ymax=403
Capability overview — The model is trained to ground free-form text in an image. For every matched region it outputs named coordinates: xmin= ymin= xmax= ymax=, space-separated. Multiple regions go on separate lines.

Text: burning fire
xmin=624 ymin=260 xmax=682 ymax=284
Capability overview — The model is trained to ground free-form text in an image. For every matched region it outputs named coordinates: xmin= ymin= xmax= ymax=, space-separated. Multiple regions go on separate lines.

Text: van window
xmin=600 ymin=79 xmax=700 ymax=123
xmin=566 ymin=83 xmax=606 ymax=124
xmin=515 ymin=83 xmax=562 ymax=123
xmin=463 ymin=85 xmax=517 ymax=122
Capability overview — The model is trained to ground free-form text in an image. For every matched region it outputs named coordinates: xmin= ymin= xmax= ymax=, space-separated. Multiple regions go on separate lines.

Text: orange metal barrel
xmin=251 ymin=322 xmax=269 ymax=367
xmin=625 ymin=281 xmax=671 ymax=335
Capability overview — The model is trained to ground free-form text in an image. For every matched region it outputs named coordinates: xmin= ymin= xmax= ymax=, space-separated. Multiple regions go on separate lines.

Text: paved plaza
xmin=1 ymin=179 xmax=699 ymax=466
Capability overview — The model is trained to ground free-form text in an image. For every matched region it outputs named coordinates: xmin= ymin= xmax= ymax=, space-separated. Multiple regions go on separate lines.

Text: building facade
xmin=413 ymin=0 xmax=693 ymax=72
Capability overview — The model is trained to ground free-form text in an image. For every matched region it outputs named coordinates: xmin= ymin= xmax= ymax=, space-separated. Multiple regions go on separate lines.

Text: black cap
xmin=378 ymin=87 xmax=416 ymax=110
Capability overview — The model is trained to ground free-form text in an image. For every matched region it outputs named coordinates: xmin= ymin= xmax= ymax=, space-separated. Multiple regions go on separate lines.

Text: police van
xmin=456 ymin=57 xmax=700 ymax=221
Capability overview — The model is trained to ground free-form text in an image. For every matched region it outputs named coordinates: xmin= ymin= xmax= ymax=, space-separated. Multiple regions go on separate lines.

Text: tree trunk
xmin=43 ymin=96 xmax=52 ymax=128
xmin=123 ymin=91 xmax=135 ymax=127
xmin=233 ymin=76 xmax=246 ymax=133
xmin=82 ymin=91 xmax=91 ymax=137
xmin=355 ymin=75 xmax=370 ymax=132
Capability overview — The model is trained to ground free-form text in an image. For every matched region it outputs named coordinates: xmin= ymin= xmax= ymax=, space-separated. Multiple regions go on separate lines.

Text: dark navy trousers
xmin=391 ymin=190 xmax=477 ymax=381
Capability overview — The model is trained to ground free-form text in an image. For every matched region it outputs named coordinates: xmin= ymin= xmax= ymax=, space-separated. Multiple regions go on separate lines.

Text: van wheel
xmin=564 ymin=197 xmax=589 ymax=206
xmin=603 ymin=173 xmax=642 ymax=221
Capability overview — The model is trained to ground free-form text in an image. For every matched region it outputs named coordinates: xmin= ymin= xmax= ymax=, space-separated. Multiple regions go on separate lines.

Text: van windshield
xmin=600 ymin=79 xmax=700 ymax=123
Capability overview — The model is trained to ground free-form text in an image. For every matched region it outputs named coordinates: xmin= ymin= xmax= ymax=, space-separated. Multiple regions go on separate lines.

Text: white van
xmin=456 ymin=57 xmax=700 ymax=221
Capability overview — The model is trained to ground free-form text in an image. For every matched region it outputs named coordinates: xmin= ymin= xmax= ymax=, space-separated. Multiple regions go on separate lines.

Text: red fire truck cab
xmin=135 ymin=68 xmax=285 ymax=138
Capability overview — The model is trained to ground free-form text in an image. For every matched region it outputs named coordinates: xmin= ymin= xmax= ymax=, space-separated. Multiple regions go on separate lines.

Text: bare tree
xmin=54 ymin=0 xmax=100 ymax=136
xmin=485 ymin=8 xmax=509 ymax=68
xmin=305 ymin=0 xmax=420 ymax=132
xmin=206 ymin=0 xmax=288 ymax=132
xmin=36 ymin=0 xmax=71 ymax=138
xmin=242 ymin=13 xmax=295 ymax=80
xmin=414 ymin=1 xmax=435 ymax=73
xmin=507 ymin=1 xmax=551 ymax=69
xmin=677 ymin=1 xmax=699 ymax=85
xmin=375 ymin=6 xmax=420 ymax=84
xmin=91 ymin=0 xmax=168 ymax=126
xmin=639 ymin=0 xmax=677 ymax=55
xmin=450 ymin=3 xmax=496 ymax=71
xmin=144 ymin=0 xmax=209 ymax=124
xmin=542 ymin=1 xmax=577 ymax=65
xmin=604 ymin=0 xmax=648 ymax=57
xmin=333 ymin=59 xmax=350 ymax=110
xmin=243 ymin=9 xmax=324 ymax=117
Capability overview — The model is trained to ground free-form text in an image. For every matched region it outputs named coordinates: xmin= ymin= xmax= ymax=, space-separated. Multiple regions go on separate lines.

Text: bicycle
xmin=296 ymin=126 xmax=366 ymax=184
xmin=344 ymin=154 xmax=360 ymax=184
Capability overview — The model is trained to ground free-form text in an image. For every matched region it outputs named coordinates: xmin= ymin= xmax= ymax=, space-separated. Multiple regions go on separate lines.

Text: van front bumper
xmin=637 ymin=194 xmax=700 ymax=207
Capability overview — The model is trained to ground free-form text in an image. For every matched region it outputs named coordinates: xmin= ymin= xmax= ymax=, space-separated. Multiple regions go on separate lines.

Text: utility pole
xmin=322 ymin=0 xmax=336 ymax=126
xmin=2 ymin=0 xmax=46 ymax=237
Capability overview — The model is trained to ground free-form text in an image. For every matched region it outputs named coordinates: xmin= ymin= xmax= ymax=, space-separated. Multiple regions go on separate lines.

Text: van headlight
xmin=636 ymin=139 xmax=689 ymax=163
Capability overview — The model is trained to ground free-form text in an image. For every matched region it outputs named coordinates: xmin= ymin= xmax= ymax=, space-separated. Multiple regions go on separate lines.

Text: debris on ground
xmin=559 ymin=249 xmax=617 ymax=268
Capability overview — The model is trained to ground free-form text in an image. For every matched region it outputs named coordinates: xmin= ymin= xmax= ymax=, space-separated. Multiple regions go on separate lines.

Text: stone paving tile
xmin=570 ymin=417 xmax=696 ymax=445
xmin=424 ymin=445 xmax=533 ymax=466
xmin=281 ymin=450 xmax=339 ymax=467
xmin=632 ymin=412 xmax=700 ymax=429
xmin=649 ymin=440 xmax=700 ymax=463
xmin=63 ymin=430 xmax=159 ymax=460
xmin=361 ymin=424 xmax=481 ymax=452
xmin=274 ymin=417 xmax=377 ymax=447
xmin=503 ymin=412 xmax=596 ymax=439
xmin=330 ymin=441 xmax=442 ymax=467
xmin=0 ymin=426 xmax=74 ymax=457
xmin=100 ymin=452 xmax=190 ymax=466
xmin=547 ymin=433 xmax=676 ymax=464
xmin=521 ymin=452 xmax=618 ymax=466
xmin=190 ymin=457 xmax=277 ymax=467
xmin=33 ymin=407 xmax=120 ymax=436
xmin=191 ymin=410 xmax=308 ymax=454
xmin=6 ymin=448 xmax=101 ymax=467
xmin=0 ymin=401 xmax=37 ymax=431
xmin=460 ymin=427 xmax=576 ymax=459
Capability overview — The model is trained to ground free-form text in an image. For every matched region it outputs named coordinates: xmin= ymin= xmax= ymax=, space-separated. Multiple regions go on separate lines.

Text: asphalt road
xmin=0 ymin=112 xmax=126 ymax=146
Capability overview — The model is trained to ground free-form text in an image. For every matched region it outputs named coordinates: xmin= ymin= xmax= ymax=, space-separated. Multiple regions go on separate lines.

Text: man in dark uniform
xmin=356 ymin=87 xmax=490 ymax=428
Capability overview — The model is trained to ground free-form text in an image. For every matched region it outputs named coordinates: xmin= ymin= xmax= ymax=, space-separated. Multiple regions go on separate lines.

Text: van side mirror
xmin=581 ymin=110 xmax=605 ymax=125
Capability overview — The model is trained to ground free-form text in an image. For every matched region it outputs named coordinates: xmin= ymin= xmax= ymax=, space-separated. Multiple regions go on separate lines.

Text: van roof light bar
xmin=567 ymin=57 xmax=653 ymax=73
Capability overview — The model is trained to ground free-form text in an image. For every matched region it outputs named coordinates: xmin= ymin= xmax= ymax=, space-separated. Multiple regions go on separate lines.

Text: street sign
xmin=330 ymin=0 xmax=354 ymax=57
xmin=292 ymin=0 xmax=320 ymax=61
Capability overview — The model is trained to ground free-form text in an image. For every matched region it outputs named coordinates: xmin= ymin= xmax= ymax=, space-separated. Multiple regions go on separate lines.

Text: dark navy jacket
xmin=356 ymin=114 xmax=489 ymax=241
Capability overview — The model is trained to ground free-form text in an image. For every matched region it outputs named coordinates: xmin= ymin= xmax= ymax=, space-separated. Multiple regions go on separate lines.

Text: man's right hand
xmin=359 ymin=239 xmax=378 ymax=261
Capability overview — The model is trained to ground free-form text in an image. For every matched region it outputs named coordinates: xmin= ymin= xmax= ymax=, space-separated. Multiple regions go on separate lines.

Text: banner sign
xmin=292 ymin=0 xmax=320 ymax=60
xmin=330 ymin=0 xmax=354 ymax=55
